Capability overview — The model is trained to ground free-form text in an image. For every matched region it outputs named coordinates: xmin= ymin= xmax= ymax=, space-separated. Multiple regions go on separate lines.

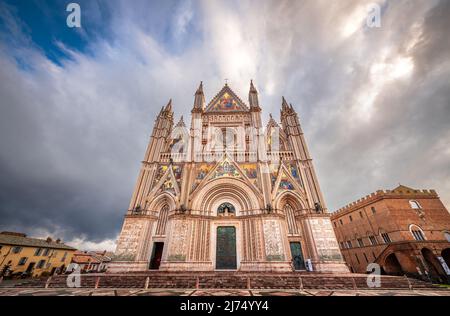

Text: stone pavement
xmin=0 ymin=288 xmax=449 ymax=296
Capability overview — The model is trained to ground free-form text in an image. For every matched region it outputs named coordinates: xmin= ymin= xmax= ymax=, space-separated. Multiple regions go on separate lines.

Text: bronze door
xmin=216 ymin=226 xmax=237 ymax=269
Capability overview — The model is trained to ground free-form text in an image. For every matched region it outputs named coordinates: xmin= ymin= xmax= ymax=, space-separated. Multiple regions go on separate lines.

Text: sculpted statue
xmin=314 ymin=202 xmax=323 ymax=214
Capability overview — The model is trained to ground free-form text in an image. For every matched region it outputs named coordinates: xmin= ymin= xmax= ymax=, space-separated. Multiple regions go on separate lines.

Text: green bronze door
xmin=216 ymin=226 xmax=237 ymax=269
xmin=290 ymin=242 xmax=306 ymax=270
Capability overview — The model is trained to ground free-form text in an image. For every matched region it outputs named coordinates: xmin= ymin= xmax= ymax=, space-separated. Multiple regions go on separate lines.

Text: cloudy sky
xmin=0 ymin=0 xmax=449 ymax=251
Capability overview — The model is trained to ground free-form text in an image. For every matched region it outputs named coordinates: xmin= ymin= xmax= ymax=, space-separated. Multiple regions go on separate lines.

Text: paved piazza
xmin=0 ymin=288 xmax=449 ymax=296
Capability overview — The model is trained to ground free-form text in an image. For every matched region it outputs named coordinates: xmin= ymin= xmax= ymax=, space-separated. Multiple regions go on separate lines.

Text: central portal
xmin=216 ymin=226 xmax=237 ymax=270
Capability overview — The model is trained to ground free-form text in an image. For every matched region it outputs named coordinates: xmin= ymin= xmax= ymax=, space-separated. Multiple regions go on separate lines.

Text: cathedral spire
xmin=192 ymin=81 xmax=205 ymax=112
xmin=268 ymin=113 xmax=279 ymax=127
xmin=249 ymin=80 xmax=260 ymax=110
xmin=281 ymin=96 xmax=289 ymax=111
xmin=175 ymin=115 xmax=185 ymax=128
xmin=164 ymin=99 xmax=173 ymax=112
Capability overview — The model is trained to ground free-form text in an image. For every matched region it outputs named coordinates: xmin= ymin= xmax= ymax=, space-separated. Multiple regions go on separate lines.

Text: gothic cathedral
xmin=109 ymin=81 xmax=348 ymax=273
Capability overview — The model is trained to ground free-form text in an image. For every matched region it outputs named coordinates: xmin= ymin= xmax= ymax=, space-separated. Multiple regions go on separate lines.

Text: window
xmin=409 ymin=200 xmax=421 ymax=209
xmin=371 ymin=207 xmax=376 ymax=214
xmin=34 ymin=248 xmax=43 ymax=256
xmin=381 ymin=233 xmax=392 ymax=243
xmin=340 ymin=242 xmax=346 ymax=249
xmin=355 ymin=254 xmax=360 ymax=264
xmin=36 ymin=260 xmax=46 ymax=269
xmin=369 ymin=236 xmax=378 ymax=245
xmin=346 ymin=241 xmax=353 ymax=249
xmin=339 ymin=219 xmax=343 ymax=225
xmin=359 ymin=211 xmax=363 ymax=218
xmin=410 ymin=225 xmax=425 ymax=241
xmin=12 ymin=246 xmax=22 ymax=254
xmin=43 ymin=248 xmax=50 ymax=256
xmin=412 ymin=230 xmax=425 ymax=241
xmin=217 ymin=202 xmax=235 ymax=216
xmin=18 ymin=257 xmax=28 ymax=266
xmin=445 ymin=232 xmax=450 ymax=242
xmin=334 ymin=222 xmax=337 ymax=228
xmin=61 ymin=252 xmax=67 ymax=262
xmin=357 ymin=238 xmax=364 ymax=247
xmin=349 ymin=215 xmax=353 ymax=222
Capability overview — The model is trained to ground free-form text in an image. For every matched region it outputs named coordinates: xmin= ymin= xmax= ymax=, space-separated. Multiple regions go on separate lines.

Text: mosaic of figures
xmin=153 ymin=164 xmax=183 ymax=194
xmin=192 ymin=163 xmax=214 ymax=191
xmin=210 ymin=92 xmax=241 ymax=111
xmin=213 ymin=160 xmax=240 ymax=179
xmin=270 ymin=163 xmax=303 ymax=191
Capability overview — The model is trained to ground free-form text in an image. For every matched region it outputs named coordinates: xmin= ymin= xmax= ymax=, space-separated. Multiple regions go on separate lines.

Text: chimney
xmin=56 ymin=239 xmax=61 ymax=244
xmin=46 ymin=237 xmax=52 ymax=243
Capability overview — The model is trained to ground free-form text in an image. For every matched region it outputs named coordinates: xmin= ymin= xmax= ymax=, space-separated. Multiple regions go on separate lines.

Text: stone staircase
xmin=0 ymin=272 xmax=439 ymax=290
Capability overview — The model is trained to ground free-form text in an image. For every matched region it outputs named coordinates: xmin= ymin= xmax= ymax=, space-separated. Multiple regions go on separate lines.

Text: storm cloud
xmin=0 ymin=0 xmax=449 ymax=251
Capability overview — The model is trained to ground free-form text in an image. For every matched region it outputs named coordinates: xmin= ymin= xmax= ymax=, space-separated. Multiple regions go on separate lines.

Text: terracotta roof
xmin=71 ymin=254 xmax=101 ymax=264
xmin=71 ymin=251 xmax=111 ymax=264
xmin=0 ymin=232 xmax=76 ymax=251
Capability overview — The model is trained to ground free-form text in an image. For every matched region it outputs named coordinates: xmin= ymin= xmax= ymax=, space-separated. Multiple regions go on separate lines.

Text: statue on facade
xmin=314 ymin=202 xmax=323 ymax=214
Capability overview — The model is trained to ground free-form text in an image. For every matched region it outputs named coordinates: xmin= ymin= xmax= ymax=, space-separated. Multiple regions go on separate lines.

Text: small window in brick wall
xmin=357 ymin=238 xmax=364 ymax=247
xmin=381 ymin=233 xmax=392 ymax=243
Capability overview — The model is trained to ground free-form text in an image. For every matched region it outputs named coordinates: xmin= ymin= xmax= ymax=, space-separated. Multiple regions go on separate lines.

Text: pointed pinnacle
xmin=250 ymin=79 xmax=257 ymax=93
xmin=176 ymin=115 xmax=185 ymax=127
xmin=196 ymin=81 xmax=204 ymax=94
xmin=165 ymin=99 xmax=172 ymax=111
xmin=282 ymin=96 xmax=289 ymax=110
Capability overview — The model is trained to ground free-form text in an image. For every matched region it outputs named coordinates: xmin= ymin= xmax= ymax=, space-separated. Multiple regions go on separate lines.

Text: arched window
xmin=217 ymin=203 xmax=235 ymax=216
xmin=284 ymin=204 xmax=299 ymax=235
xmin=444 ymin=232 xmax=450 ymax=242
xmin=409 ymin=224 xmax=425 ymax=241
xmin=155 ymin=205 xmax=169 ymax=236
xmin=409 ymin=200 xmax=421 ymax=209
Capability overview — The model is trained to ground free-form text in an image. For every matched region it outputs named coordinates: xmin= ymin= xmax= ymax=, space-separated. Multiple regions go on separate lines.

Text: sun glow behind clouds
xmin=355 ymin=56 xmax=415 ymax=120
xmin=370 ymin=57 xmax=415 ymax=82
xmin=340 ymin=5 xmax=368 ymax=38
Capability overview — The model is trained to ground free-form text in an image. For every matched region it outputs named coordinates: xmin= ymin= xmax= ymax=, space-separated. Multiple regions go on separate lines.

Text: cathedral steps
xmin=1 ymin=272 xmax=441 ymax=290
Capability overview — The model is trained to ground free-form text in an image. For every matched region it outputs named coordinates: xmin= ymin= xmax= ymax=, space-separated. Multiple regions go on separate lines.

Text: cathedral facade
xmin=109 ymin=82 xmax=348 ymax=273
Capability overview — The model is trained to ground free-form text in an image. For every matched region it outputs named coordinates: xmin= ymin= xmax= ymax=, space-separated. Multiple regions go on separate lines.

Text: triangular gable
xmin=149 ymin=165 xmax=180 ymax=198
xmin=190 ymin=152 xmax=260 ymax=196
xmin=271 ymin=163 xmax=304 ymax=197
xmin=205 ymin=84 xmax=249 ymax=112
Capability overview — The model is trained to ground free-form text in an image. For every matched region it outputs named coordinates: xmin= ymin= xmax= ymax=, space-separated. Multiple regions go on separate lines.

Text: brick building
xmin=331 ymin=185 xmax=450 ymax=283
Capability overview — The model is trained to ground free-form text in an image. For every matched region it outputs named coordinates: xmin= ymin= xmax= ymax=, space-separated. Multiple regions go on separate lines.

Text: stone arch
xmin=383 ymin=253 xmax=403 ymax=275
xmin=191 ymin=178 xmax=262 ymax=215
xmin=273 ymin=191 xmax=307 ymax=212
xmin=421 ymin=247 xmax=446 ymax=282
xmin=147 ymin=192 xmax=176 ymax=213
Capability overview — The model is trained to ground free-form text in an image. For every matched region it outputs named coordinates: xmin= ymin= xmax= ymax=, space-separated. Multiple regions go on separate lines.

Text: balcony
xmin=159 ymin=151 xmax=295 ymax=163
